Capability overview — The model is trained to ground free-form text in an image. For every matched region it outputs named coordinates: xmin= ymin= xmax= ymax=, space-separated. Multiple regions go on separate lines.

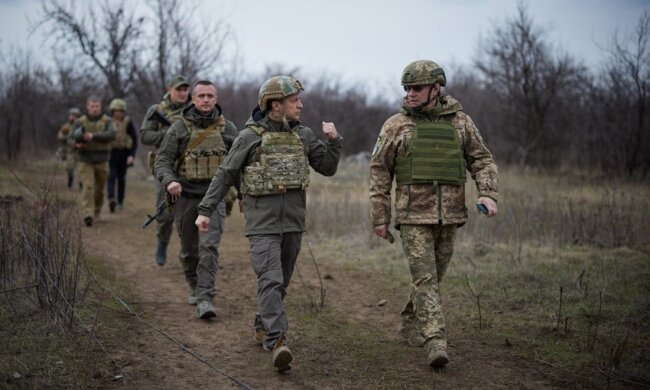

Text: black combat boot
xmin=155 ymin=240 xmax=168 ymax=266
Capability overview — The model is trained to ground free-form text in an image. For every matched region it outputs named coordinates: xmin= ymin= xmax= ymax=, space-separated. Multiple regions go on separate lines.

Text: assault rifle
xmin=142 ymin=197 xmax=174 ymax=228
xmin=148 ymin=110 xmax=172 ymax=127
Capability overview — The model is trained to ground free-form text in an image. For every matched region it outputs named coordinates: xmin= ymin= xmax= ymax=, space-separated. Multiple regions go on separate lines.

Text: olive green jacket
xmin=139 ymin=94 xmax=191 ymax=149
xmin=155 ymin=104 xmax=238 ymax=197
xmin=69 ymin=114 xmax=116 ymax=164
xmin=197 ymin=106 xmax=343 ymax=236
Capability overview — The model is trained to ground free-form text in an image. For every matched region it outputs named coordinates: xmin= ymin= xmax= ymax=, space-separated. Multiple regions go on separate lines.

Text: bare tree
xmin=602 ymin=12 xmax=650 ymax=177
xmin=475 ymin=2 xmax=583 ymax=168
xmin=0 ymin=48 xmax=55 ymax=160
xmin=37 ymin=0 xmax=144 ymax=97
xmin=142 ymin=0 xmax=232 ymax=92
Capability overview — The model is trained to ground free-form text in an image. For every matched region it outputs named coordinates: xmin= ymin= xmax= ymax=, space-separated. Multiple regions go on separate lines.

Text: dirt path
xmin=80 ymin=180 xmax=563 ymax=389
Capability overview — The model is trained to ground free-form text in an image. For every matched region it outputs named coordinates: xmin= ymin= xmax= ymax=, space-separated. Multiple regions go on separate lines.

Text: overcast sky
xmin=0 ymin=0 xmax=647 ymax=97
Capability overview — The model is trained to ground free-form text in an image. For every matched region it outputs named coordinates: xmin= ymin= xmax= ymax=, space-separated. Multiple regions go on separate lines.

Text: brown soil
xmin=79 ymin=183 xmax=564 ymax=390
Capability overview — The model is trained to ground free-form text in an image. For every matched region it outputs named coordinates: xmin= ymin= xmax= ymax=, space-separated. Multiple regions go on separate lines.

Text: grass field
xmin=305 ymin=162 xmax=650 ymax=388
xmin=1 ymin=158 xmax=648 ymax=388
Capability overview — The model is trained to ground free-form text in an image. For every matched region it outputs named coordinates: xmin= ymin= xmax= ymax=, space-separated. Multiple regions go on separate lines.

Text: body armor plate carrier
xmin=240 ymin=126 xmax=310 ymax=196
xmin=395 ymin=120 xmax=466 ymax=186
xmin=179 ymin=116 xmax=227 ymax=182
xmin=111 ymin=116 xmax=133 ymax=150
xmin=79 ymin=115 xmax=111 ymax=152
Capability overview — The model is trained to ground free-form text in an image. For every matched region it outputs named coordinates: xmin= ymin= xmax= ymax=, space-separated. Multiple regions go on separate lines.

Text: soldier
xmin=195 ymin=76 xmax=343 ymax=372
xmin=57 ymin=107 xmax=82 ymax=190
xmin=155 ymin=80 xmax=238 ymax=319
xmin=369 ymin=60 xmax=499 ymax=368
xmin=140 ymin=75 xmax=192 ymax=266
xmin=107 ymin=98 xmax=138 ymax=212
xmin=70 ymin=96 xmax=117 ymax=227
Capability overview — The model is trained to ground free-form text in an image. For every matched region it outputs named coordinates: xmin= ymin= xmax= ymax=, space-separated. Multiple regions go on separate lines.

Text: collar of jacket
xmin=401 ymin=94 xmax=463 ymax=120
xmin=182 ymin=104 xmax=223 ymax=128
xmin=247 ymin=105 xmax=300 ymax=132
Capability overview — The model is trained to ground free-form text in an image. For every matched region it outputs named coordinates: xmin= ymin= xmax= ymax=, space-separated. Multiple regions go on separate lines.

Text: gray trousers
xmin=155 ymin=179 xmax=174 ymax=244
xmin=249 ymin=233 xmax=302 ymax=349
xmin=174 ymin=194 xmax=226 ymax=301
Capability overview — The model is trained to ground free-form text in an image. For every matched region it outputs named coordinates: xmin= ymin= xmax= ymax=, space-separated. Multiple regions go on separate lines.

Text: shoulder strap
xmin=185 ymin=119 xmax=223 ymax=150
xmin=249 ymin=124 xmax=266 ymax=136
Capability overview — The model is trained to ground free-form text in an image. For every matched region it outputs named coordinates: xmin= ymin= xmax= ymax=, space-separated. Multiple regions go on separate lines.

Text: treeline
xmin=0 ymin=2 xmax=648 ymax=177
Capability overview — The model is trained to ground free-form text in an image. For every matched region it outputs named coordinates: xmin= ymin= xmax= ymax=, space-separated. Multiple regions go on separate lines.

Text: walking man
xmin=107 ymin=98 xmax=138 ymax=212
xmin=140 ymin=75 xmax=192 ymax=266
xmin=70 ymin=96 xmax=116 ymax=227
xmin=155 ymin=80 xmax=238 ymax=319
xmin=369 ymin=60 xmax=499 ymax=368
xmin=57 ymin=107 xmax=82 ymax=190
xmin=195 ymin=76 xmax=343 ymax=372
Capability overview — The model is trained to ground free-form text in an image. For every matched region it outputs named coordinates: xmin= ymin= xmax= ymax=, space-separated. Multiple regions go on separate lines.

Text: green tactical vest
xmin=79 ymin=114 xmax=111 ymax=152
xmin=179 ymin=116 xmax=227 ymax=182
xmin=240 ymin=126 xmax=310 ymax=196
xmin=395 ymin=120 xmax=466 ymax=186
xmin=110 ymin=116 xmax=133 ymax=150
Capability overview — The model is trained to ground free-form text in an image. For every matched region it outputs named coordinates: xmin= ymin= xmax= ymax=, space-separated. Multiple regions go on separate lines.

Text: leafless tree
xmin=0 ymin=49 xmax=54 ymax=160
xmin=602 ymin=12 xmax=650 ymax=177
xmin=475 ymin=2 xmax=583 ymax=168
xmin=37 ymin=0 xmax=144 ymax=97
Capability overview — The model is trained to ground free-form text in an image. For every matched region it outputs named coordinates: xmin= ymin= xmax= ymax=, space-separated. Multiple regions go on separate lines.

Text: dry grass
xmin=0 ymin=160 xmax=137 ymax=388
xmin=304 ymin=161 xmax=650 ymax=388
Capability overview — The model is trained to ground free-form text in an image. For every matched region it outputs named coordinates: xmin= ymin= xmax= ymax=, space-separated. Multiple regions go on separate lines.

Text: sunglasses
xmin=403 ymin=85 xmax=428 ymax=92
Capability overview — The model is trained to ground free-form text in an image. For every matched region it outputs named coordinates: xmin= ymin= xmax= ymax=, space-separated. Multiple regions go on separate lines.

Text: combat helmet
xmin=258 ymin=76 xmax=304 ymax=112
xmin=401 ymin=60 xmax=446 ymax=87
xmin=68 ymin=107 xmax=82 ymax=116
xmin=109 ymin=98 xmax=127 ymax=112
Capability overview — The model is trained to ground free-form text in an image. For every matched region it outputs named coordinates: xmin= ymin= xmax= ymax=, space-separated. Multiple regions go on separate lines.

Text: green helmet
xmin=68 ymin=107 xmax=82 ymax=116
xmin=109 ymin=98 xmax=127 ymax=112
xmin=401 ymin=60 xmax=446 ymax=87
xmin=258 ymin=76 xmax=304 ymax=112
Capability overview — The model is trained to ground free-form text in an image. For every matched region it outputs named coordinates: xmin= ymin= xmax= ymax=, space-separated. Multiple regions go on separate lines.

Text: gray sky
xmin=0 ymin=0 xmax=647 ymax=97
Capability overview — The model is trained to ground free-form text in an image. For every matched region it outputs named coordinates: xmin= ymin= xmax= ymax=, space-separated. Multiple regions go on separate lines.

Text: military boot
xmin=155 ymin=241 xmax=168 ymax=266
xmin=253 ymin=314 xmax=266 ymax=345
xmin=188 ymin=288 xmax=198 ymax=305
xmin=196 ymin=300 xmax=216 ymax=320
xmin=109 ymin=199 xmax=117 ymax=213
xmin=426 ymin=339 xmax=449 ymax=368
xmin=270 ymin=336 xmax=292 ymax=372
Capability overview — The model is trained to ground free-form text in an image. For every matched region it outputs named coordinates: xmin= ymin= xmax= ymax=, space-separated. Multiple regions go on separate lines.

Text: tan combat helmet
xmin=401 ymin=60 xmax=446 ymax=87
xmin=109 ymin=98 xmax=127 ymax=112
xmin=68 ymin=107 xmax=82 ymax=116
xmin=258 ymin=76 xmax=304 ymax=112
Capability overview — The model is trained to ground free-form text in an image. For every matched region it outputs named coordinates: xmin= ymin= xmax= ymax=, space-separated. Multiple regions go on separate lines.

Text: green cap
xmin=168 ymin=75 xmax=190 ymax=89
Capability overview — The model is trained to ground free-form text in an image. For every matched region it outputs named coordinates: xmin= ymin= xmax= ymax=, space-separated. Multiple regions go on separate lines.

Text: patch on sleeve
xmin=372 ymin=135 xmax=382 ymax=158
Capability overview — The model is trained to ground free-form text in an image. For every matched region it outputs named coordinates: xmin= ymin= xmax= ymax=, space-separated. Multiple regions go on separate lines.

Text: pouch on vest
xmin=395 ymin=120 xmax=466 ymax=186
xmin=179 ymin=117 xmax=227 ymax=182
xmin=241 ymin=127 xmax=310 ymax=196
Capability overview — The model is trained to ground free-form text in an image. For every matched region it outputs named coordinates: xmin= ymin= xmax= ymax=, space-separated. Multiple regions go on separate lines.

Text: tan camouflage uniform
xmin=369 ymin=94 xmax=499 ymax=353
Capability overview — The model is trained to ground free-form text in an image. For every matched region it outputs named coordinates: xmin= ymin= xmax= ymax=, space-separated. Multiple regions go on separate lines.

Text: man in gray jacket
xmin=195 ymin=76 xmax=342 ymax=372
xmin=155 ymin=80 xmax=238 ymax=319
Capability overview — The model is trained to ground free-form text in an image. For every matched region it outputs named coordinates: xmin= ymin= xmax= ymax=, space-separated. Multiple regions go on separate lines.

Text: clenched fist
xmin=322 ymin=122 xmax=338 ymax=140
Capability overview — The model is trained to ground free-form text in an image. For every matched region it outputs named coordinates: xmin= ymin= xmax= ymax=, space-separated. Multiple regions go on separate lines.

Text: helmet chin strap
xmin=412 ymin=85 xmax=438 ymax=112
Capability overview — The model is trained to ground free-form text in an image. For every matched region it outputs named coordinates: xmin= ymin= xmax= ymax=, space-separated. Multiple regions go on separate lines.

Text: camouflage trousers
xmin=399 ymin=224 xmax=457 ymax=352
xmin=78 ymin=161 xmax=109 ymax=219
